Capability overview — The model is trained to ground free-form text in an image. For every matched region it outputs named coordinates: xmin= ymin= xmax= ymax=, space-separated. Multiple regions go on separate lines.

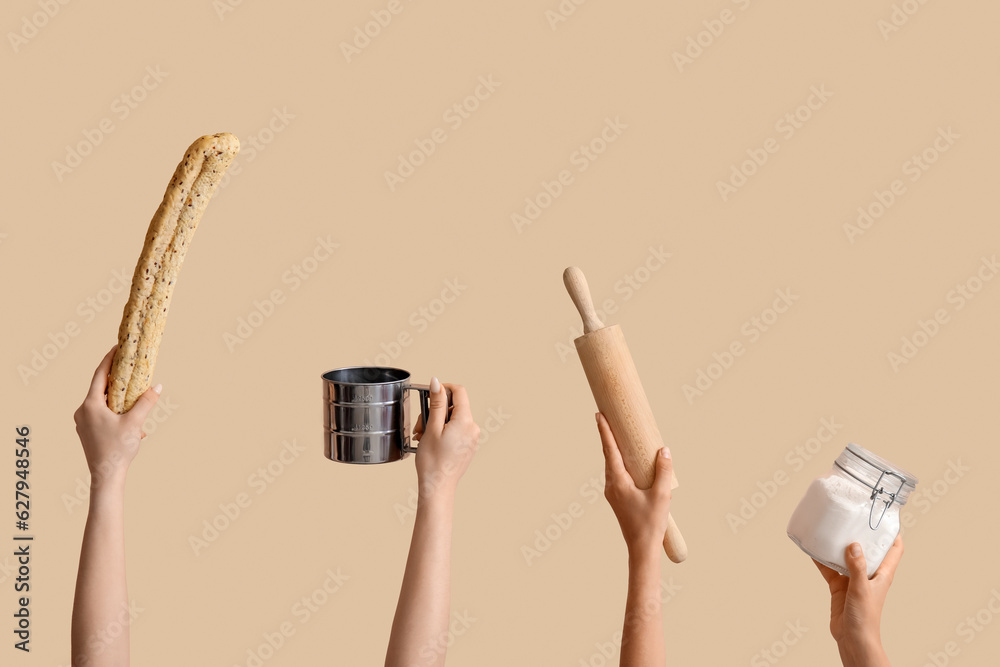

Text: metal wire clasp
xmin=868 ymin=470 xmax=907 ymax=530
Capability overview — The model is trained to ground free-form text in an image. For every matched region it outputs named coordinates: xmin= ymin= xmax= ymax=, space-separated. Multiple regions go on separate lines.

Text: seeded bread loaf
xmin=107 ymin=133 xmax=239 ymax=413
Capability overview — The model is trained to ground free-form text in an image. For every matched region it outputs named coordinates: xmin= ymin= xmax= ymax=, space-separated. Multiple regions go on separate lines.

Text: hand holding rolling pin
xmin=598 ymin=413 xmax=675 ymax=556
xmin=597 ymin=412 xmax=673 ymax=667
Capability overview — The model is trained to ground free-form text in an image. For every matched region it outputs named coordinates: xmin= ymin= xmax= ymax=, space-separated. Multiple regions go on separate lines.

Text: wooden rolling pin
xmin=564 ymin=266 xmax=688 ymax=563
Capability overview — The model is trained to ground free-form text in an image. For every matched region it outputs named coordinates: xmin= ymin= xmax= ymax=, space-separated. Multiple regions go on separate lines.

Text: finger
xmin=444 ymin=382 xmax=471 ymax=421
xmin=424 ymin=377 xmax=450 ymax=435
xmin=88 ymin=345 xmax=117 ymax=400
xmin=873 ymin=535 xmax=904 ymax=583
xmin=812 ymin=559 xmax=840 ymax=586
xmin=651 ymin=447 xmax=673 ymax=500
xmin=124 ymin=384 xmax=162 ymax=425
xmin=844 ymin=543 xmax=871 ymax=598
xmin=597 ymin=413 xmax=629 ymax=483
xmin=413 ymin=413 xmax=425 ymax=441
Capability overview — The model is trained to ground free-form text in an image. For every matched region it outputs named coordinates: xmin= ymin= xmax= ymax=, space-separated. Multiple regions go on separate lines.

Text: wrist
xmin=838 ymin=633 xmax=888 ymax=667
xmin=626 ymin=541 xmax=662 ymax=568
xmin=89 ymin=463 xmax=128 ymax=493
xmin=88 ymin=452 xmax=130 ymax=484
xmin=416 ymin=484 xmax=456 ymax=511
xmin=88 ymin=478 xmax=126 ymax=516
xmin=416 ymin=468 xmax=459 ymax=501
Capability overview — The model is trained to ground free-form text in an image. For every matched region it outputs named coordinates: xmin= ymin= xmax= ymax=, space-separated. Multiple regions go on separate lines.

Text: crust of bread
xmin=107 ymin=133 xmax=239 ymax=413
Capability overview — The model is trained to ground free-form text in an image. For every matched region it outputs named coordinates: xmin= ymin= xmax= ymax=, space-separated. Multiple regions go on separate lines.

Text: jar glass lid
xmin=836 ymin=443 xmax=919 ymax=506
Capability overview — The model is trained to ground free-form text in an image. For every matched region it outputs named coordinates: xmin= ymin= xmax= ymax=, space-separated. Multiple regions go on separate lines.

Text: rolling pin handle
xmin=563 ymin=267 xmax=605 ymax=334
xmin=663 ymin=513 xmax=688 ymax=563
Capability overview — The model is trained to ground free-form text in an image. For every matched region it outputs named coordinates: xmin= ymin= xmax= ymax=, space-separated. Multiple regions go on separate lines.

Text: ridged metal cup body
xmin=322 ymin=367 xmax=416 ymax=464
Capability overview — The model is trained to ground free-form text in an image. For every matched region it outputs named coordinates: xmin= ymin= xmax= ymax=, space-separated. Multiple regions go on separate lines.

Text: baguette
xmin=107 ymin=133 xmax=239 ymax=413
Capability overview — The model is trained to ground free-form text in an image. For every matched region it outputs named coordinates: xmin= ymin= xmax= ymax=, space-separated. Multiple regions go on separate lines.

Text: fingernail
xmin=595 ymin=412 xmax=601 ymax=424
xmin=661 ymin=447 xmax=671 ymax=459
xmin=850 ymin=543 xmax=862 ymax=558
xmin=153 ymin=384 xmax=162 ymax=395
xmin=430 ymin=377 xmax=440 ymax=394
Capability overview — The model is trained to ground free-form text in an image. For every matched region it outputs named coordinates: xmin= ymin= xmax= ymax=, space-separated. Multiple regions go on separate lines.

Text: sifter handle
xmin=403 ymin=384 xmax=453 ymax=453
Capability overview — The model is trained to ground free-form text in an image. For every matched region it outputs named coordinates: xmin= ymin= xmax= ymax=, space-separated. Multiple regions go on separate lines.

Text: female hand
xmin=814 ymin=536 xmax=903 ymax=666
xmin=597 ymin=412 xmax=673 ymax=557
xmin=73 ymin=346 xmax=162 ymax=483
xmin=413 ymin=378 xmax=480 ymax=499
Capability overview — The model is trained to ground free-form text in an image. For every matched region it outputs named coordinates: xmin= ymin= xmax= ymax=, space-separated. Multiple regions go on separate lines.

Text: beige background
xmin=2 ymin=0 xmax=999 ymax=665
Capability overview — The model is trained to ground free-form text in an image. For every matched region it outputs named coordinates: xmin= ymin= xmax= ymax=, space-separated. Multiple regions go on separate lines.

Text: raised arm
xmin=384 ymin=379 xmax=480 ymax=667
xmin=597 ymin=413 xmax=674 ymax=667
xmin=814 ymin=537 xmax=903 ymax=667
xmin=71 ymin=346 xmax=161 ymax=667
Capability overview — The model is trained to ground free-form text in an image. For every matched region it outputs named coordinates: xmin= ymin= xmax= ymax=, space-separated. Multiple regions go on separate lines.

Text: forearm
xmin=838 ymin=636 xmax=890 ymax=667
xmin=71 ymin=474 xmax=129 ymax=667
xmin=620 ymin=547 xmax=665 ymax=667
xmin=385 ymin=491 xmax=455 ymax=667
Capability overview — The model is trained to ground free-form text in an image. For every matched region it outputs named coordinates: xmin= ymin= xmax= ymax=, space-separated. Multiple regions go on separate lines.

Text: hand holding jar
xmin=814 ymin=537 xmax=904 ymax=667
xmin=788 ymin=443 xmax=917 ymax=667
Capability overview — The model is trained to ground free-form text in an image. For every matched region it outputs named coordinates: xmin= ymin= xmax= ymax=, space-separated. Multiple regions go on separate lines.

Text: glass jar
xmin=787 ymin=443 xmax=918 ymax=577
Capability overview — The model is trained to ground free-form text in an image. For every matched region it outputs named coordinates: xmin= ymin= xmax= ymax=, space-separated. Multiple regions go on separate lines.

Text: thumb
xmin=125 ymin=383 xmax=162 ymax=426
xmin=424 ymin=377 xmax=447 ymax=435
xmin=651 ymin=447 xmax=674 ymax=499
xmin=844 ymin=542 xmax=870 ymax=599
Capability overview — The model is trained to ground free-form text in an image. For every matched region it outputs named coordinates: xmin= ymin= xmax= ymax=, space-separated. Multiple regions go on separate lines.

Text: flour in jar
xmin=786 ymin=472 xmax=899 ymax=577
